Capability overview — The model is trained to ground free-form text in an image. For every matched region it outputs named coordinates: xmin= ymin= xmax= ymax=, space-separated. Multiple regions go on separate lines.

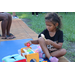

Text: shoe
xmin=36 ymin=15 xmax=38 ymax=16
xmin=1 ymin=35 xmax=14 ymax=39
xmin=8 ymin=33 xmax=16 ymax=38
xmin=50 ymin=57 xmax=59 ymax=62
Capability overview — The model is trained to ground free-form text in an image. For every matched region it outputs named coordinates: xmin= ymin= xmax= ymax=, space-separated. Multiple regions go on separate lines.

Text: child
xmin=24 ymin=12 xmax=66 ymax=62
xmin=12 ymin=12 xmax=18 ymax=19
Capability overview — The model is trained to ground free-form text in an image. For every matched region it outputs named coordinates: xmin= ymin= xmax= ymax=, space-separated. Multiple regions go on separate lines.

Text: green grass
xmin=9 ymin=12 xmax=75 ymax=49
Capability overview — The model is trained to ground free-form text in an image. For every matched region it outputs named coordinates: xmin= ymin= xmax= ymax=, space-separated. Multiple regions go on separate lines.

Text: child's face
xmin=45 ymin=20 xmax=57 ymax=32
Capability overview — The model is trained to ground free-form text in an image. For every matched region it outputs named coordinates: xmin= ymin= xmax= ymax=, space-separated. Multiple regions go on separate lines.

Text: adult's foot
xmin=7 ymin=33 xmax=16 ymax=38
xmin=1 ymin=35 xmax=14 ymax=39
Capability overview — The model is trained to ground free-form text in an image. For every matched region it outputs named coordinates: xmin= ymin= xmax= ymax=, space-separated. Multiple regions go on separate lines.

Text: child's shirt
xmin=38 ymin=29 xmax=63 ymax=49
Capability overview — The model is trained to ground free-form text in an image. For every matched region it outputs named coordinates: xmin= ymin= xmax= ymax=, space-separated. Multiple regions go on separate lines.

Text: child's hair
xmin=45 ymin=12 xmax=62 ymax=29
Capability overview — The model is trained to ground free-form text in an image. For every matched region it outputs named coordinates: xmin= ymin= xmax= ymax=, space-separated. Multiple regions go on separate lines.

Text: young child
xmin=12 ymin=12 xmax=18 ymax=19
xmin=24 ymin=12 xmax=66 ymax=62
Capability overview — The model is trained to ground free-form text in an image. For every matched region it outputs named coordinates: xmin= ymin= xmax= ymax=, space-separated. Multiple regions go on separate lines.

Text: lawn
xmin=13 ymin=12 xmax=75 ymax=41
xmin=9 ymin=12 xmax=75 ymax=61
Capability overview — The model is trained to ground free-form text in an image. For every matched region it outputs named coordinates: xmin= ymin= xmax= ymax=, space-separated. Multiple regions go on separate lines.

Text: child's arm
xmin=24 ymin=40 xmax=39 ymax=46
xmin=46 ymin=39 xmax=63 ymax=49
xmin=31 ymin=40 xmax=39 ymax=44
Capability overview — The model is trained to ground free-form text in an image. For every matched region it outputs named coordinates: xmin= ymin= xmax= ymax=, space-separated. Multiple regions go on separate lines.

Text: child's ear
xmin=55 ymin=22 xmax=58 ymax=27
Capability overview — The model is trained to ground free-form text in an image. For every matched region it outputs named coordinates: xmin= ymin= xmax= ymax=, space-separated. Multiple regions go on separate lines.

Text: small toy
xmin=2 ymin=54 xmax=26 ymax=62
xmin=39 ymin=58 xmax=44 ymax=62
xmin=31 ymin=45 xmax=43 ymax=58
xmin=42 ymin=61 xmax=47 ymax=62
xmin=41 ymin=34 xmax=46 ymax=40
xmin=21 ymin=47 xmax=39 ymax=62
xmin=26 ymin=43 xmax=30 ymax=47
xmin=39 ymin=58 xmax=47 ymax=62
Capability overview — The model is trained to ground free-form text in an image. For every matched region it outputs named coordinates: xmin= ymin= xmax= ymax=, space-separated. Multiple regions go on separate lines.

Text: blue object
xmin=2 ymin=54 xmax=25 ymax=62
xmin=29 ymin=51 xmax=34 ymax=54
xmin=0 ymin=39 xmax=32 ymax=62
xmin=44 ymin=58 xmax=50 ymax=62
xmin=49 ymin=56 xmax=52 ymax=61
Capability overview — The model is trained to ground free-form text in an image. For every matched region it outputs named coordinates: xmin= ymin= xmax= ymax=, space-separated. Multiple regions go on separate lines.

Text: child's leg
xmin=38 ymin=37 xmax=51 ymax=59
xmin=50 ymin=48 xmax=66 ymax=58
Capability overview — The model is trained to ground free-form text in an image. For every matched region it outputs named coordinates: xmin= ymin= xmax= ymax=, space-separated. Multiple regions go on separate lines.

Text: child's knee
xmin=61 ymin=49 xmax=67 ymax=55
xmin=38 ymin=37 xmax=44 ymax=42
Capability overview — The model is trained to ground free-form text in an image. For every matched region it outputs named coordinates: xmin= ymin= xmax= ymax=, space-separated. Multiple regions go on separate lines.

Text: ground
xmin=21 ymin=18 xmax=75 ymax=62
xmin=65 ymin=42 xmax=75 ymax=62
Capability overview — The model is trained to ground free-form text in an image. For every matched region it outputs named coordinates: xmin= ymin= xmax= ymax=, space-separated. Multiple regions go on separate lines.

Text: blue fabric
xmin=0 ymin=38 xmax=50 ymax=62
xmin=0 ymin=39 xmax=32 ymax=62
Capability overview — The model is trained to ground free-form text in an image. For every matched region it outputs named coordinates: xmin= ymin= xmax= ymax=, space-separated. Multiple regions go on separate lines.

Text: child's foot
xmin=49 ymin=56 xmax=59 ymax=62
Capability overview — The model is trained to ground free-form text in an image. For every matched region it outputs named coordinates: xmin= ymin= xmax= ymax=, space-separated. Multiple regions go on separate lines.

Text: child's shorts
xmin=47 ymin=45 xmax=58 ymax=53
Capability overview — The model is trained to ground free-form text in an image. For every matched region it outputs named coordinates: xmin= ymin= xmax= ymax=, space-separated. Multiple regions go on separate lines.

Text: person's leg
xmin=38 ymin=37 xmax=51 ymax=59
xmin=5 ymin=13 xmax=12 ymax=36
xmin=0 ymin=13 xmax=8 ymax=38
xmin=36 ymin=12 xmax=38 ymax=16
xmin=32 ymin=12 xmax=34 ymax=15
xmin=5 ymin=12 xmax=15 ymax=38
xmin=38 ymin=37 xmax=63 ymax=62
xmin=50 ymin=48 xmax=67 ymax=58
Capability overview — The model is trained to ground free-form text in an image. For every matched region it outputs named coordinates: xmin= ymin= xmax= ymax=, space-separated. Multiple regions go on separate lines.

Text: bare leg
xmin=50 ymin=48 xmax=66 ymax=58
xmin=0 ymin=13 xmax=8 ymax=38
xmin=0 ymin=12 xmax=14 ymax=39
xmin=38 ymin=37 xmax=51 ymax=59
xmin=6 ymin=13 xmax=12 ymax=36
xmin=38 ymin=37 xmax=66 ymax=59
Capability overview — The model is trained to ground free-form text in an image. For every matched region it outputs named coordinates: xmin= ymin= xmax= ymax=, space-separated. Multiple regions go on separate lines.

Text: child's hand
xmin=45 ymin=39 xmax=53 ymax=45
xmin=24 ymin=41 xmax=32 ymax=46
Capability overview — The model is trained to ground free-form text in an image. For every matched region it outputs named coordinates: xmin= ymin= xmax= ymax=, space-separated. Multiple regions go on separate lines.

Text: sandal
xmin=6 ymin=35 xmax=14 ymax=39
xmin=1 ymin=37 xmax=7 ymax=39
xmin=1 ymin=35 xmax=14 ymax=39
xmin=8 ymin=33 xmax=16 ymax=38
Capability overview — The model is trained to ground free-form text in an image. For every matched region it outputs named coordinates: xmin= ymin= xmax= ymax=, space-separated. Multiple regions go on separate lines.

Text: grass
xmin=9 ymin=12 xmax=75 ymax=61
xmin=10 ymin=12 xmax=75 ymax=46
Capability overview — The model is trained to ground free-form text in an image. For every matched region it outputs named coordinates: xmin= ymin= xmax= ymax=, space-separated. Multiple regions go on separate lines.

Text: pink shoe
xmin=50 ymin=57 xmax=59 ymax=62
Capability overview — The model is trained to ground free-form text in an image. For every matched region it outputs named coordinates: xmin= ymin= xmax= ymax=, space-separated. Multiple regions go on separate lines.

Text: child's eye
xmin=48 ymin=25 xmax=51 ymax=27
xmin=46 ymin=25 xmax=51 ymax=27
xmin=49 ymin=25 xmax=51 ymax=27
